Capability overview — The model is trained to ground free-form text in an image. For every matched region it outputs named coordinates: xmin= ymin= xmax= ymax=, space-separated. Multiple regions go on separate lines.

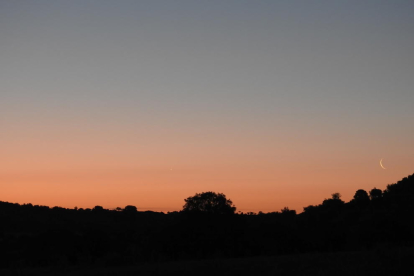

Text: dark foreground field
xmin=3 ymin=245 xmax=414 ymax=276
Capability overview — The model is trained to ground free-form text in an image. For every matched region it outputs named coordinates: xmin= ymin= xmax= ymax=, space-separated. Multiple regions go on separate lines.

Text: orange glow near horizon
xmin=2 ymin=1 xmax=414 ymax=214
xmin=2 ymin=149 xmax=411 ymax=213
xmin=2 ymin=115 xmax=413 ymax=213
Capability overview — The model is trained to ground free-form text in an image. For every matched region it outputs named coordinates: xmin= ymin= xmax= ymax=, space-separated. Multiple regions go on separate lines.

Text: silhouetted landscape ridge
xmin=2 ymin=173 xmax=414 ymax=274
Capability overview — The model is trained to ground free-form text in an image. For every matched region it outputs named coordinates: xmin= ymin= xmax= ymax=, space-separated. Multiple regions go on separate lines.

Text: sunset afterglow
xmin=2 ymin=1 xmax=413 ymax=213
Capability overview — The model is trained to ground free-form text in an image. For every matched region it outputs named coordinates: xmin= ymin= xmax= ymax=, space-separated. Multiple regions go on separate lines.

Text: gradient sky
xmin=1 ymin=0 xmax=413 ymax=212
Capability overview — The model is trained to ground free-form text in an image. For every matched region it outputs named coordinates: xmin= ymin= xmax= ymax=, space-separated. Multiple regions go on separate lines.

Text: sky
xmin=1 ymin=0 xmax=414 ymax=213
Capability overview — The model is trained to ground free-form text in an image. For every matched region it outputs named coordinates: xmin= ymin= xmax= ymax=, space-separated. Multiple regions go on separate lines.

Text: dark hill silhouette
xmin=1 ymin=173 xmax=414 ymax=270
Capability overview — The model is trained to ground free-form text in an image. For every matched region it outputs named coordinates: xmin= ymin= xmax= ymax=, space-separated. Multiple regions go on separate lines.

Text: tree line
xmin=1 ymin=173 xmax=414 ymax=269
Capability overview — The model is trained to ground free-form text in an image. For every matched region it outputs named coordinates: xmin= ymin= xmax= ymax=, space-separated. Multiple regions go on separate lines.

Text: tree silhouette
xmin=353 ymin=189 xmax=370 ymax=206
xmin=331 ymin=193 xmax=341 ymax=200
xmin=92 ymin=205 xmax=104 ymax=213
xmin=322 ymin=193 xmax=344 ymax=212
xmin=123 ymin=205 xmax=138 ymax=213
xmin=281 ymin=207 xmax=296 ymax=219
xmin=369 ymin=188 xmax=382 ymax=200
xmin=182 ymin=192 xmax=236 ymax=215
xmin=322 ymin=193 xmax=344 ymax=206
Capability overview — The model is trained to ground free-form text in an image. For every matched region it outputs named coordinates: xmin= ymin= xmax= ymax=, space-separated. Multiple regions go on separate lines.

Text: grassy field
xmin=4 ymin=245 xmax=414 ymax=276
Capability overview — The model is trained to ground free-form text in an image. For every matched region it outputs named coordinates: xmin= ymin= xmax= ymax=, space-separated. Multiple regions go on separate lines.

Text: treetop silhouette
xmin=182 ymin=191 xmax=236 ymax=215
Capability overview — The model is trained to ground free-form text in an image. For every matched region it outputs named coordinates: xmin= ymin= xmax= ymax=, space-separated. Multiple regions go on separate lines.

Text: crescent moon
xmin=379 ymin=158 xmax=386 ymax=170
